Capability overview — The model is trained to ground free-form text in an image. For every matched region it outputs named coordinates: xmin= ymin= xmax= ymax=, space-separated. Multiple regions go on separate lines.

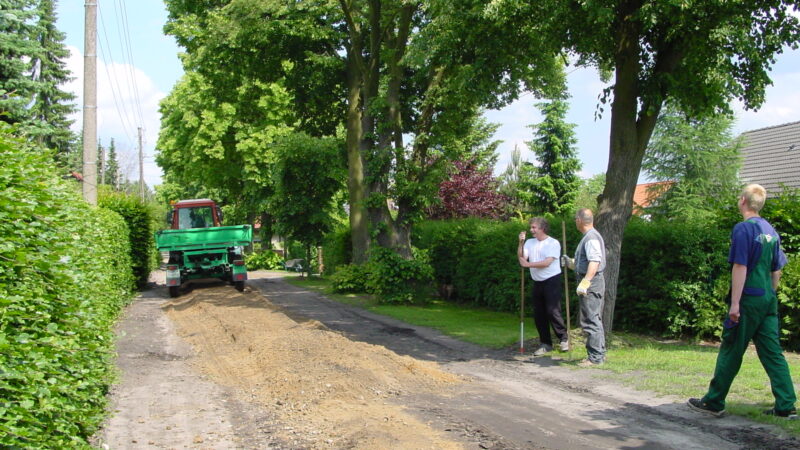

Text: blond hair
xmin=741 ymin=184 xmax=767 ymax=212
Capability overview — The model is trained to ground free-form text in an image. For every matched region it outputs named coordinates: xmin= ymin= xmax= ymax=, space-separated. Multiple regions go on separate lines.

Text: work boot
xmin=577 ymin=358 xmax=603 ymax=367
xmin=687 ymin=398 xmax=726 ymax=418
xmin=532 ymin=344 xmax=552 ymax=357
xmin=764 ymin=408 xmax=799 ymax=420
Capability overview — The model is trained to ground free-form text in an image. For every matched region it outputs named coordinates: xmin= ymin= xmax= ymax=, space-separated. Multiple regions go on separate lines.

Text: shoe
xmin=559 ymin=340 xmax=570 ymax=352
xmin=532 ymin=344 xmax=552 ymax=357
xmin=687 ymin=398 xmax=726 ymax=418
xmin=577 ymin=358 xmax=603 ymax=367
xmin=764 ymin=408 xmax=799 ymax=420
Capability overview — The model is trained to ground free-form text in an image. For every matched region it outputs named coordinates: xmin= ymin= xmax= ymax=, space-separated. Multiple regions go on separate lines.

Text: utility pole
xmin=138 ymin=127 xmax=144 ymax=201
xmin=82 ymin=0 xmax=97 ymax=205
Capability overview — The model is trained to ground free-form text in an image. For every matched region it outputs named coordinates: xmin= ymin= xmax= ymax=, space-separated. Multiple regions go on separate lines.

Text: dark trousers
xmin=532 ymin=274 xmax=567 ymax=346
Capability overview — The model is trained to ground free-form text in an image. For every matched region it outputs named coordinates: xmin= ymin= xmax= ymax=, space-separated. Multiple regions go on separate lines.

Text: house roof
xmin=739 ymin=120 xmax=800 ymax=195
xmin=632 ymin=181 xmax=674 ymax=214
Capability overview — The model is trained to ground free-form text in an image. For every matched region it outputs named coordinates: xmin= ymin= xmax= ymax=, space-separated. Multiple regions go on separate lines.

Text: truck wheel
xmin=169 ymin=286 xmax=180 ymax=298
xmin=234 ymin=281 xmax=245 ymax=292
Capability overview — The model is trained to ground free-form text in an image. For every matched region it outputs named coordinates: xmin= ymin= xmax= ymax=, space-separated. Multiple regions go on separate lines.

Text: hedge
xmin=98 ymin=188 xmax=157 ymax=288
xmin=0 ymin=127 xmax=134 ymax=448
xmin=413 ymin=217 xmax=582 ymax=312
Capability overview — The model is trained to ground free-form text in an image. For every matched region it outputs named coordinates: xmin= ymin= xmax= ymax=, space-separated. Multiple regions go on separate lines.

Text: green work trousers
xmin=702 ymin=292 xmax=796 ymax=412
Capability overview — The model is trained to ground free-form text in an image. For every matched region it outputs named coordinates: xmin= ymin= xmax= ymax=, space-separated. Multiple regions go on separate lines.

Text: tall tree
xmin=524 ymin=98 xmax=581 ymax=215
xmin=0 ymin=0 xmax=75 ymax=157
xmin=269 ymin=132 xmax=346 ymax=274
xmin=534 ymin=0 xmax=800 ymax=332
xmin=156 ymin=71 xmax=294 ymax=224
xmin=0 ymin=0 xmax=40 ymax=124
xmin=105 ymin=138 xmax=121 ymax=189
xmin=25 ymin=0 xmax=76 ymax=156
xmin=163 ymin=0 xmax=564 ymax=264
xmin=642 ymin=104 xmax=742 ymax=221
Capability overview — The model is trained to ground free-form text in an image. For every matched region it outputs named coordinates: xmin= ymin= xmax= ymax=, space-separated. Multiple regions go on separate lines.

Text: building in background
xmin=739 ymin=121 xmax=800 ymax=196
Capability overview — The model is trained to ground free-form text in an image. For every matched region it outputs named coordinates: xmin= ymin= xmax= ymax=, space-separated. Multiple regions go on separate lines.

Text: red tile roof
xmin=632 ymin=181 xmax=674 ymax=214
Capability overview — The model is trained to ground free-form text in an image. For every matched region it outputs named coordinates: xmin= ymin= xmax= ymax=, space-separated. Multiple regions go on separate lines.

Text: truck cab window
xmin=179 ymin=207 xmax=214 ymax=229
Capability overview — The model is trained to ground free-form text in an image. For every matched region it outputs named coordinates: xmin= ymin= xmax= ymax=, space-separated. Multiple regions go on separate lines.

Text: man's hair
xmin=741 ymin=184 xmax=767 ymax=212
xmin=575 ymin=208 xmax=594 ymax=225
xmin=529 ymin=217 xmax=549 ymax=234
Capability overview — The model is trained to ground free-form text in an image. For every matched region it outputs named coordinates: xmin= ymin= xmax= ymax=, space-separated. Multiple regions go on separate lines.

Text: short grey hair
xmin=575 ymin=208 xmax=594 ymax=225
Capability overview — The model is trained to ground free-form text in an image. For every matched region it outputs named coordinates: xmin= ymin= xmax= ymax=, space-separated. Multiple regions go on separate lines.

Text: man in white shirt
xmin=518 ymin=217 xmax=569 ymax=357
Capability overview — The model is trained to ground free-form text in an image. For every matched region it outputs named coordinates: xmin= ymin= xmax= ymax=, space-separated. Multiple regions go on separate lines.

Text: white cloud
xmin=733 ymin=70 xmax=800 ymax=133
xmin=64 ymin=45 xmax=165 ymax=187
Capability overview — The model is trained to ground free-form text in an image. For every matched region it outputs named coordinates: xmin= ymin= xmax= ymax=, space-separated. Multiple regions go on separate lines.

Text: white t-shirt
xmin=523 ymin=236 xmax=561 ymax=281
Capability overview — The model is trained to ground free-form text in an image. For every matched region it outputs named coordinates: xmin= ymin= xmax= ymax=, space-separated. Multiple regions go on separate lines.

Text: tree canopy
xmin=642 ymin=103 xmax=742 ymax=221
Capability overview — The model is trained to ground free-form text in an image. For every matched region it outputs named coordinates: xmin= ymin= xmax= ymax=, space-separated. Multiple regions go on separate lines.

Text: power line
xmin=97 ymin=4 xmax=137 ymax=145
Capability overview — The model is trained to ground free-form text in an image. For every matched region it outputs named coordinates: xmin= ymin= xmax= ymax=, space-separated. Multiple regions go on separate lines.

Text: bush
xmin=779 ymin=254 xmax=800 ymax=350
xmin=331 ymin=248 xmax=434 ymax=304
xmin=245 ymin=250 xmax=284 ymax=270
xmin=321 ymin=227 xmax=351 ymax=275
xmin=98 ymin=188 xmax=157 ymax=288
xmin=414 ymin=217 xmax=581 ymax=312
xmin=331 ymin=263 xmax=368 ymax=293
xmin=0 ymin=127 xmax=134 ymax=447
xmin=363 ymin=248 xmax=434 ymax=304
xmin=615 ymin=217 xmax=731 ymax=338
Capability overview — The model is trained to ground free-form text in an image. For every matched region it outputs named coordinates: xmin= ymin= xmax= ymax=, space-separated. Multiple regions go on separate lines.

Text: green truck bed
xmin=155 ymin=225 xmax=253 ymax=251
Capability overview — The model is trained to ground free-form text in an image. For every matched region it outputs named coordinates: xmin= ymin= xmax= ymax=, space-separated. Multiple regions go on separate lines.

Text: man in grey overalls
xmin=562 ymin=208 xmax=607 ymax=366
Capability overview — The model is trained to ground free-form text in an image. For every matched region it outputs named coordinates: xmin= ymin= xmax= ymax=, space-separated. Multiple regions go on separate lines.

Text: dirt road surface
xmin=96 ymin=271 xmax=800 ymax=449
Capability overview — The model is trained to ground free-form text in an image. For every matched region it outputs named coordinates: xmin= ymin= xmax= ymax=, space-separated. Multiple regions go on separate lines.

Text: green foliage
xmin=269 ymin=132 xmax=346 ymax=249
xmin=0 ymin=0 xmax=76 ymax=159
xmin=362 ymin=248 xmax=434 ymax=304
xmin=321 ymin=227 xmax=351 ymax=275
xmin=330 ymin=264 xmax=368 ymax=294
xmin=524 ymin=98 xmax=582 ymax=216
xmin=331 ymin=249 xmax=434 ymax=304
xmin=762 ymin=186 xmax=800 ymax=254
xmin=0 ymin=126 xmax=134 ymax=447
xmin=574 ymin=173 xmax=605 ymax=211
xmin=642 ymin=104 xmax=742 ymax=220
xmin=245 ymin=250 xmax=284 ymax=270
xmin=778 ymin=256 xmax=800 ymax=350
xmin=414 ymin=218 xmax=581 ymax=312
xmin=615 ymin=217 xmax=731 ymax=338
xmin=98 ymin=187 xmax=156 ymax=288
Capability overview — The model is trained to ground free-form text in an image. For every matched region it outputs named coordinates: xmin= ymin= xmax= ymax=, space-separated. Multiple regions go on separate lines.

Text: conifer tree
xmin=523 ymin=98 xmax=582 ymax=215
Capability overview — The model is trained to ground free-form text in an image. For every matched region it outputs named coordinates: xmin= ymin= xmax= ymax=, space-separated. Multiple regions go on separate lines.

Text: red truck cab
xmin=167 ymin=199 xmax=224 ymax=229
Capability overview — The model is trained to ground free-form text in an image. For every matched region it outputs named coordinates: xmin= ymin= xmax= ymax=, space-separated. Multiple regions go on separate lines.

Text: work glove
xmin=560 ymin=255 xmax=575 ymax=270
xmin=576 ymin=278 xmax=591 ymax=296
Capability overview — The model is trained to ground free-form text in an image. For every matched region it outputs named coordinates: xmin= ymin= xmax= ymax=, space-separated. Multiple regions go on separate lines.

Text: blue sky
xmin=57 ymin=1 xmax=800 ymax=187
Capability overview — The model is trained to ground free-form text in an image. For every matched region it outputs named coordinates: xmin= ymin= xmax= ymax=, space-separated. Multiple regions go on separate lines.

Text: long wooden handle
xmin=562 ymin=221 xmax=571 ymax=351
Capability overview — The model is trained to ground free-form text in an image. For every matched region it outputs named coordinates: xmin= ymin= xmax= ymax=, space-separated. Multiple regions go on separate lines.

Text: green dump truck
xmin=156 ymin=199 xmax=253 ymax=297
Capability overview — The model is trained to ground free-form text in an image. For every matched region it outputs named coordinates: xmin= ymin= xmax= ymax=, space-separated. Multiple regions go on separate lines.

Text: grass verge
xmin=285 ymin=274 xmax=800 ymax=435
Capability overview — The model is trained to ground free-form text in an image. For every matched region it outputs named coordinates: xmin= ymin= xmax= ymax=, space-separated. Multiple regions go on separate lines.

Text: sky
xmin=56 ymin=1 xmax=800 ymax=187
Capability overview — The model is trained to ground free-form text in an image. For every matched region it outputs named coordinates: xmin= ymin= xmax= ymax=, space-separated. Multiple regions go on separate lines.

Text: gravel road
xmin=95 ymin=271 xmax=800 ymax=449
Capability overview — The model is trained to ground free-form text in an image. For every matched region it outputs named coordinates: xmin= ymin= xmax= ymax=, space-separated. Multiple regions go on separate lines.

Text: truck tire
xmin=169 ymin=286 xmax=180 ymax=298
xmin=234 ymin=281 xmax=245 ymax=292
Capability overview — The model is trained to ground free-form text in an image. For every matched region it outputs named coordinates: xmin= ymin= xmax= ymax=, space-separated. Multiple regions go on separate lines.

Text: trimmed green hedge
xmin=615 ymin=217 xmax=731 ymax=338
xmin=413 ymin=217 xmax=582 ymax=312
xmin=98 ymin=188 xmax=157 ymax=288
xmin=0 ymin=127 xmax=134 ymax=448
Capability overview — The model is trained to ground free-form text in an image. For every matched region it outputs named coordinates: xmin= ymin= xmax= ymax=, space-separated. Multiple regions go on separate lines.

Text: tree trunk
xmin=343 ymin=23 xmax=370 ymax=264
xmin=595 ymin=8 xmax=641 ymax=335
xmin=595 ymin=7 xmax=661 ymax=334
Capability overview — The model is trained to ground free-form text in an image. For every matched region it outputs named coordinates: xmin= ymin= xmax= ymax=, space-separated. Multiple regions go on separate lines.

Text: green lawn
xmin=284 ymin=274 xmax=800 ymax=435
